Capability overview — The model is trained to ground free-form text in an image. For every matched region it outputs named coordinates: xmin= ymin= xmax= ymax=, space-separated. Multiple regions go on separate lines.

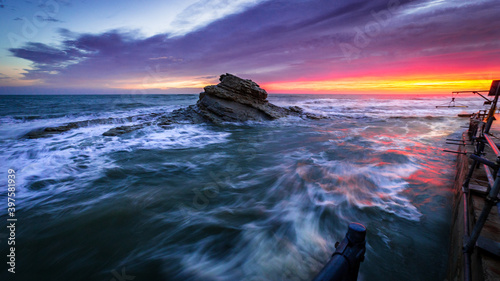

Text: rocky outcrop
xmin=194 ymin=73 xmax=292 ymax=122
xmin=24 ymin=74 xmax=324 ymax=139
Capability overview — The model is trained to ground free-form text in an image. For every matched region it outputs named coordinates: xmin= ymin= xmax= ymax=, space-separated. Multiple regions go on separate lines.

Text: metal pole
xmin=486 ymin=82 xmax=500 ymax=121
xmin=484 ymin=116 xmax=495 ymax=135
xmin=460 ymin=132 xmax=472 ymax=281
xmin=463 ymin=190 xmax=472 ymax=281
xmin=462 ymin=159 xmax=477 ymax=192
xmin=312 ymin=223 xmax=366 ymax=281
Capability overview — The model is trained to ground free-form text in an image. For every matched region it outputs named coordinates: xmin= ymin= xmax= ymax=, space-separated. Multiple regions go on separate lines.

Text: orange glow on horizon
xmin=5 ymin=72 xmax=496 ymax=96
xmin=261 ymin=77 xmax=494 ymax=95
xmin=111 ymin=72 xmax=496 ymax=95
xmin=117 ymin=79 xmax=212 ymax=90
xmin=114 ymin=75 xmax=496 ymax=95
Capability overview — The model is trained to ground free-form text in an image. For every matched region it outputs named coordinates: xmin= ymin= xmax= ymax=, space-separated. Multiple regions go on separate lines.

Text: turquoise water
xmin=0 ymin=94 xmax=486 ymax=280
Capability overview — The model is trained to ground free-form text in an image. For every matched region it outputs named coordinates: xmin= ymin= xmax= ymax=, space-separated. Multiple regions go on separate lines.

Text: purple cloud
xmin=7 ymin=0 xmax=500 ymax=90
xmin=10 ymin=42 xmax=82 ymax=65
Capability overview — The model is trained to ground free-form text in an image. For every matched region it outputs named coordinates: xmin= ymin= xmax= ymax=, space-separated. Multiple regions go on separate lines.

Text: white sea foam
xmin=0 ymin=123 xmax=230 ymax=198
xmin=269 ymin=95 xmax=487 ymax=119
xmin=0 ymin=104 xmax=183 ymax=140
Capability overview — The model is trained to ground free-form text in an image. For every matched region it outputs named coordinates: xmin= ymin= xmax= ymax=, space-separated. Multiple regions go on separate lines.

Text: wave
xmin=0 ymin=123 xmax=231 ymax=197
xmin=268 ymin=95 xmax=488 ymax=120
xmin=120 ymin=143 xmax=424 ymax=280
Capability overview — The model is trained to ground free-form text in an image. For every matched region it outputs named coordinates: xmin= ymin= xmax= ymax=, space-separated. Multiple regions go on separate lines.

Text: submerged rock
xmin=102 ymin=124 xmax=147 ymax=136
xmin=23 ymin=114 xmax=160 ymax=139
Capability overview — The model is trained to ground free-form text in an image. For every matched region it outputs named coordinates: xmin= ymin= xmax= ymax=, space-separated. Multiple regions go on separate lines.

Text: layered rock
xmin=24 ymin=74 xmax=324 ymax=138
xmin=194 ymin=73 xmax=292 ymax=122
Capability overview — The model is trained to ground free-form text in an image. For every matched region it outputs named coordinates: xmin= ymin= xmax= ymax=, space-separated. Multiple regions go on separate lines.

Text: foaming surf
xmin=0 ymin=123 xmax=230 ymax=198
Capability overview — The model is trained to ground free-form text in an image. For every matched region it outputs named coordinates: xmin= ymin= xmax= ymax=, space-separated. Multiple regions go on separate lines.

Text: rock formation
xmin=196 ymin=73 xmax=291 ymax=122
xmin=24 ymin=74 xmax=324 ymax=138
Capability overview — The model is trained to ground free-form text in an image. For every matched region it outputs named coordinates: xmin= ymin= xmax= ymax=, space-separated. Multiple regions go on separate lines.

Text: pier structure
xmin=447 ymin=80 xmax=500 ymax=281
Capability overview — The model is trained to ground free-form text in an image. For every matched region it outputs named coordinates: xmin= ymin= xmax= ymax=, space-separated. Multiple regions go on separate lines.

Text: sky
xmin=0 ymin=0 xmax=498 ymax=94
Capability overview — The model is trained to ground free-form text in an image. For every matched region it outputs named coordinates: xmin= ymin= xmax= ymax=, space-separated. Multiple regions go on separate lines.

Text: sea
xmin=0 ymin=93 xmax=488 ymax=281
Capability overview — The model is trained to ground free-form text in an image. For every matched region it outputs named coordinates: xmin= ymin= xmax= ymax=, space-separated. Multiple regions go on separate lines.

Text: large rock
xmin=195 ymin=73 xmax=292 ymax=122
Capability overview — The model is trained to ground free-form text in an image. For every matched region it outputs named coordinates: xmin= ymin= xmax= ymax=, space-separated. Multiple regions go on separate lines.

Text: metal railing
xmin=459 ymin=82 xmax=500 ymax=281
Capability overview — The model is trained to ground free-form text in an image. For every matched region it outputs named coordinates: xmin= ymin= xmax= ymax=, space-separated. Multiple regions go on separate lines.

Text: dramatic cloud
xmin=7 ymin=0 xmax=500 ymax=92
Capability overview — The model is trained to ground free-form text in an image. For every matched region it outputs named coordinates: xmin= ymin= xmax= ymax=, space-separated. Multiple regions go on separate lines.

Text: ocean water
xmin=0 ymin=94 xmax=487 ymax=281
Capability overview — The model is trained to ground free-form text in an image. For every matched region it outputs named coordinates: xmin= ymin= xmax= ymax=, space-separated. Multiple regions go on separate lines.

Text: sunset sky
xmin=0 ymin=0 xmax=498 ymax=94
